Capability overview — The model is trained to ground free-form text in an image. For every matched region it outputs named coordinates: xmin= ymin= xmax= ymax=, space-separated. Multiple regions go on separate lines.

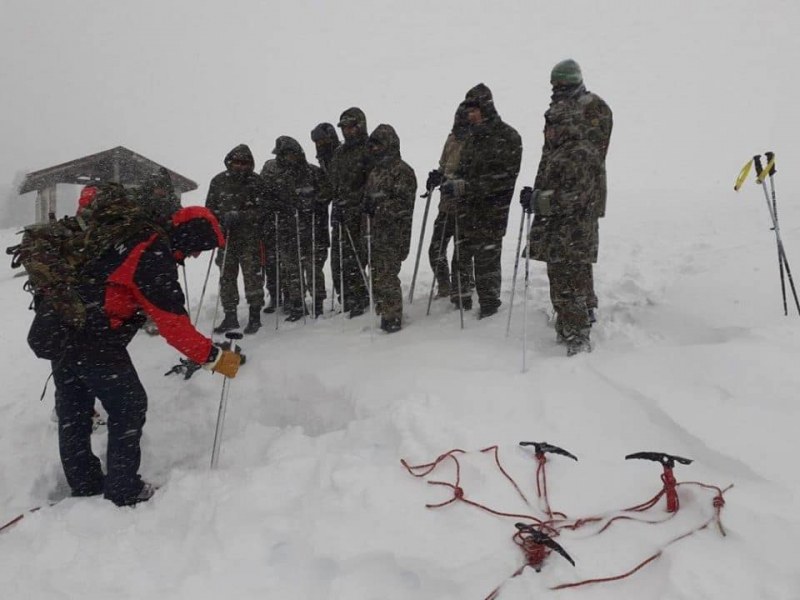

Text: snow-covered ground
xmin=2 ymin=181 xmax=799 ymax=599
xmin=2 ymin=1 xmax=800 ymax=598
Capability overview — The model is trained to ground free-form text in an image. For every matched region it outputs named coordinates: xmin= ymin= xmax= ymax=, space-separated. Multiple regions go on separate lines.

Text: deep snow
xmin=2 ymin=1 xmax=800 ymax=599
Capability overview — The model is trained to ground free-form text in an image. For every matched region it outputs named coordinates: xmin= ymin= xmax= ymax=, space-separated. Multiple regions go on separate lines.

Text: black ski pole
xmin=193 ymin=248 xmax=216 ymax=326
xmin=210 ymin=228 xmax=232 ymax=336
xmin=764 ymin=152 xmax=787 ymax=315
xmin=454 ymin=211 xmax=464 ymax=330
xmin=755 ymin=155 xmax=800 ymax=315
xmin=295 ymin=210 xmax=307 ymax=324
xmin=505 ymin=209 xmax=527 ymax=337
xmin=426 ymin=211 xmax=450 ymax=316
xmin=408 ymin=186 xmax=434 ymax=304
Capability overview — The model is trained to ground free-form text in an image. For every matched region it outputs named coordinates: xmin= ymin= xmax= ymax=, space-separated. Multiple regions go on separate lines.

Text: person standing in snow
xmin=524 ymin=59 xmax=611 ymax=356
xmin=425 ymin=102 xmax=471 ymax=300
xmin=263 ymin=136 xmax=331 ymax=320
xmin=329 ymin=107 xmax=372 ymax=317
xmin=136 ymin=167 xmax=182 ymax=227
xmin=445 ymin=83 xmax=522 ymax=318
xmin=361 ymin=124 xmax=417 ymax=332
xmin=35 ymin=185 xmax=241 ymax=506
xmin=205 ymin=144 xmax=269 ymax=334
xmin=311 ymin=122 xmax=341 ymax=175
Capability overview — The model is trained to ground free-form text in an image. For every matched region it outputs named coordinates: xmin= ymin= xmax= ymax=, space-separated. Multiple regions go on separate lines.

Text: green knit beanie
xmin=551 ymin=59 xmax=583 ymax=85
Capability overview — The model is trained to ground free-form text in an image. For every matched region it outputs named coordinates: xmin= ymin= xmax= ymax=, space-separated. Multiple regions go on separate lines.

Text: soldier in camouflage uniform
xmin=205 ymin=144 xmax=268 ymax=334
xmin=526 ymin=59 xmax=611 ymax=356
xmin=311 ymin=123 xmax=341 ymax=174
xmin=263 ymin=136 xmax=330 ymax=321
xmin=446 ymin=84 xmax=522 ymax=318
xmin=426 ymin=102 xmax=470 ymax=299
xmin=361 ymin=124 xmax=417 ymax=333
xmin=136 ymin=167 xmax=181 ymax=227
xmin=329 ymin=107 xmax=372 ymax=317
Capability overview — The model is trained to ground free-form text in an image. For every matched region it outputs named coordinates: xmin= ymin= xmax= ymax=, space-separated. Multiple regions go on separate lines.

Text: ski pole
xmin=312 ymin=212 xmax=317 ymax=318
xmin=408 ymin=186 xmax=434 ymax=304
xmin=505 ymin=209 xmax=527 ymax=337
xmin=210 ymin=228 xmax=232 ymax=337
xmin=210 ymin=331 xmax=242 ymax=469
xmin=366 ymin=214 xmax=375 ymax=339
xmin=193 ymin=248 xmax=216 ymax=327
xmin=295 ymin=210 xmax=307 ymax=324
xmin=275 ymin=213 xmax=280 ymax=331
xmin=764 ymin=152 xmax=787 ymax=315
xmin=522 ymin=210 xmax=532 ymax=373
xmin=426 ymin=211 xmax=450 ymax=316
xmin=454 ymin=211 xmax=464 ymax=330
xmin=344 ymin=224 xmax=375 ymax=335
xmin=338 ymin=221 xmax=345 ymax=313
xmin=754 ymin=155 xmax=800 ymax=315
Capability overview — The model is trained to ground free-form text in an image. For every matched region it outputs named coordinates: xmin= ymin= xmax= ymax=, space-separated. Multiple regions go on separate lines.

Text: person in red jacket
xmin=41 ymin=189 xmax=241 ymax=506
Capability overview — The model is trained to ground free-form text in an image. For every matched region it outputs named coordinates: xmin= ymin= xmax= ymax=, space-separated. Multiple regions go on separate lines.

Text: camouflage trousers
xmin=330 ymin=218 xmax=369 ymax=312
xmin=371 ymin=254 xmax=403 ymax=321
xmin=428 ymin=211 xmax=458 ymax=295
xmin=282 ymin=242 xmax=328 ymax=311
xmin=547 ymin=262 xmax=593 ymax=341
xmin=455 ymin=232 xmax=503 ymax=311
xmin=217 ymin=239 xmax=265 ymax=311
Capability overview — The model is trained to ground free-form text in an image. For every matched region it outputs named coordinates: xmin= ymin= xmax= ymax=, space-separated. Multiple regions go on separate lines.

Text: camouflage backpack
xmin=6 ymin=183 xmax=163 ymax=357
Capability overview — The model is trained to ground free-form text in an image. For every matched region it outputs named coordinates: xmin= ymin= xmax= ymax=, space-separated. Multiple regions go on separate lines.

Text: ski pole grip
xmin=753 ymin=155 xmax=764 ymax=177
xmin=765 ymin=151 xmax=776 ymax=175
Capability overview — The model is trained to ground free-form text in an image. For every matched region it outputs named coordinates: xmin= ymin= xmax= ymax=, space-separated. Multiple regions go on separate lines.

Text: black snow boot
xmin=380 ymin=316 xmax=402 ymax=334
xmin=314 ymin=299 xmax=325 ymax=318
xmin=214 ymin=311 xmax=239 ymax=334
xmin=262 ymin=297 xmax=277 ymax=314
xmin=478 ymin=303 xmax=500 ymax=320
xmin=244 ymin=306 xmax=262 ymax=334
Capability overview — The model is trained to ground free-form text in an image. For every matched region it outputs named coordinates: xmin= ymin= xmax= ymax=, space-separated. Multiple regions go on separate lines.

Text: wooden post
xmin=35 ymin=189 xmax=46 ymax=223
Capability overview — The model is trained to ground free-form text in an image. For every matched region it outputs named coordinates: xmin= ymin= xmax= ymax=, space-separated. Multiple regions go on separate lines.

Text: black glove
xmin=362 ymin=193 xmax=381 ymax=217
xmin=221 ymin=211 xmax=240 ymax=229
xmin=426 ymin=170 xmax=443 ymax=190
xmin=519 ymin=186 xmax=534 ymax=213
xmin=441 ymin=179 xmax=466 ymax=197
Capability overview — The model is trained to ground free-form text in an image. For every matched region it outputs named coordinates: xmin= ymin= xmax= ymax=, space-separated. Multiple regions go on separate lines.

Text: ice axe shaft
xmin=626 ymin=451 xmax=692 ymax=512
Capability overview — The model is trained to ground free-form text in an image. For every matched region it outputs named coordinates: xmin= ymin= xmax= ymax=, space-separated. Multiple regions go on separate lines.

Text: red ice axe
xmin=625 ymin=451 xmax=692 ymax=512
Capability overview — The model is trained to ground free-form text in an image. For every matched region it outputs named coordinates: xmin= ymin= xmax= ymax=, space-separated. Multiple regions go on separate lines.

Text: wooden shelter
xmin=19 ymin=146 xmax=198 ymax=223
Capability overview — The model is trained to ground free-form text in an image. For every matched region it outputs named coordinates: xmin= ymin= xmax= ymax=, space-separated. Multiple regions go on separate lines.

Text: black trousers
xmin=53 ymin=344 xmax=148 ymax=506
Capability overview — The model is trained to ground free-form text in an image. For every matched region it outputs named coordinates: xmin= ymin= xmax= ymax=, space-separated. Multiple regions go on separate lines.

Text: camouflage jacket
xmin=262 ymin=137 xmax=331 ymax=252
xmin=329 ymin=108 xmax=372 ymax=224
xmin=437 ymin=132 xmax=466 ymax=214
xmin=205 ymin=144 xmax=268 ymax=245
xmin=535 ymin=85 xmax=612 ymax=218
xmin=455 ymin=84 xmax=522 ymax=237
xmin=530 ymin=114 xmax=603 ymax=264
xmin=362 ymin=124 xmax=417 ymax=263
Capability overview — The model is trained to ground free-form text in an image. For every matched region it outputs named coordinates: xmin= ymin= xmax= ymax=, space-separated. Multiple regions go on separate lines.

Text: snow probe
xmin=408 ymin=184 xmax=435 ymax=304
xmin=338 ymin=222 xmax=345 ymax=314
xmin=311 ymin=213 xmax=317 ymax=318
xmin=210 ymin=331 xmax=242 ymax=469
xmin=625 ymin=451 xmax=692 ymax=513
xmin=366 ymin=215 xmax=375 ymax=338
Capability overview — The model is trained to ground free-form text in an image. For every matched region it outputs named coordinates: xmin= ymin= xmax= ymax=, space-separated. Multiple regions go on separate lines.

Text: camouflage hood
xmin=367 ymin=124 xmax=401 ymax=163
xmin=140 ymin=167 xmax=176 ymax=200
xmin=452 ymin=102 xmax=470 ymax=140
xmin=311 ymin=123 xmax=340 ymax=145
xmin=272 ymin=136 xmax=307 ymax=169
xmin=464 ymin=83 xmax=500 ymax=122
xmin=337 ymin=107 xmax=368 ymax=146
xmin=223 ymin=144 xmax=255 ymax=171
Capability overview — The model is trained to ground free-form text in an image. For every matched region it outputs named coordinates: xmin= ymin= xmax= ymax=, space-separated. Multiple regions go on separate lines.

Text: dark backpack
xmin=6 ymin=184 xmax=164 ymax=359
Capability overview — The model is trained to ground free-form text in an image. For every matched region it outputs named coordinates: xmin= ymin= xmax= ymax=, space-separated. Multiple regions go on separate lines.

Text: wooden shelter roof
xmin=19 ymin=146 xmax=197 ymax=195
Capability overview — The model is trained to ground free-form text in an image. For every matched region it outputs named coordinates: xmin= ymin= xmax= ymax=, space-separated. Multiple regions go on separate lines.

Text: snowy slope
xmin=2 ymin=1 xmax=800 ymax=599
xmin=2 ymin=183 xmax=799 ymax=599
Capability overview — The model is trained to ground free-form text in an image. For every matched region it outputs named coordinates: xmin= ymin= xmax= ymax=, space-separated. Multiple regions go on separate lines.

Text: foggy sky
xmin=1 ymin=0 xmax=798 ymax=218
